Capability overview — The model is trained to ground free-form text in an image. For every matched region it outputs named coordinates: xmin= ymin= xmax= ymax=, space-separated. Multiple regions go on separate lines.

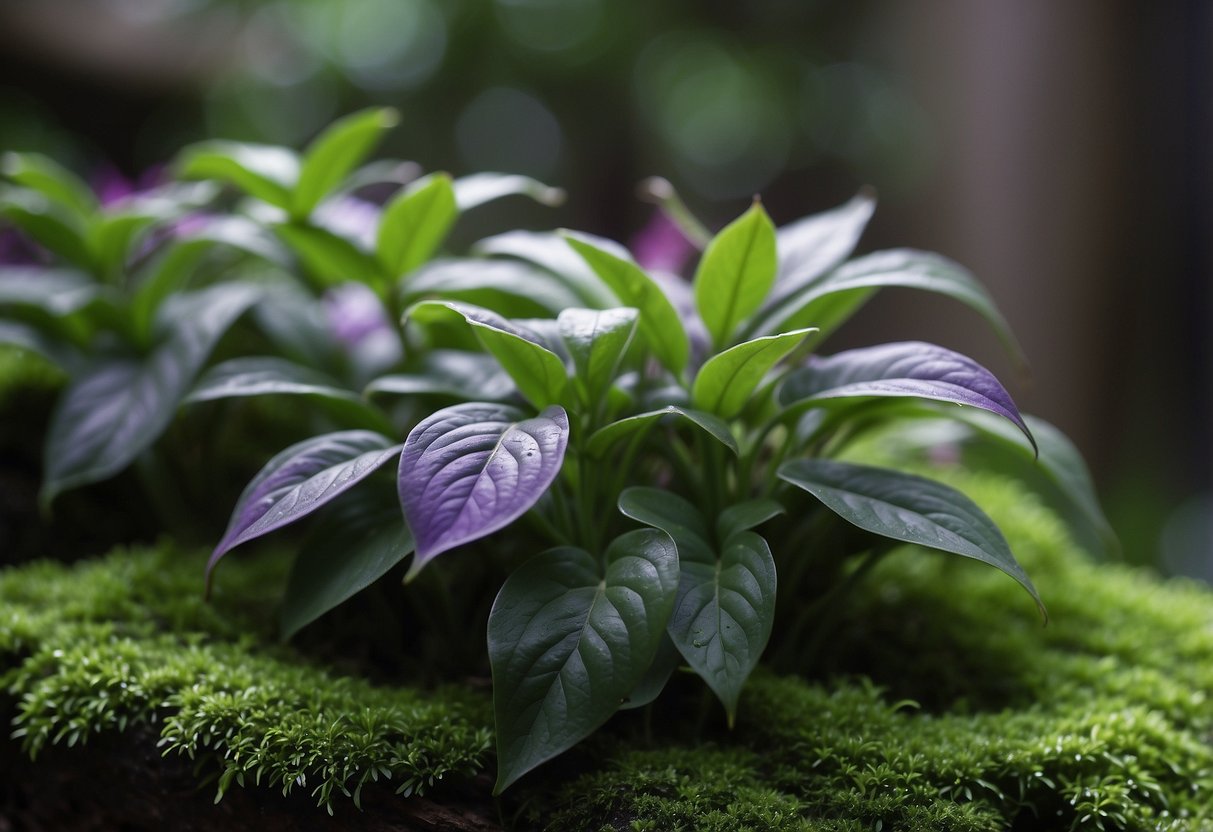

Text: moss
xmin=1 ymin=470 xmax=1212 ymax=829
xmin=0 ymin=545 xmax=493 ymax=812
xmin=534 ymin=472 xmax=1213 ymax=832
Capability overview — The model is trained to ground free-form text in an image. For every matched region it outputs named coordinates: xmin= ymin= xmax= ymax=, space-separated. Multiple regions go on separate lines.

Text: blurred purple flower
xmin=630 ymin=210 xmax=695 ymax=275
xmin=323 ymin=282 xmax=403 ymax=380
xmin=313 ymin=196 xmax=380 ymax=250
xmin=91 ymin=163 xmax=166 ymax=207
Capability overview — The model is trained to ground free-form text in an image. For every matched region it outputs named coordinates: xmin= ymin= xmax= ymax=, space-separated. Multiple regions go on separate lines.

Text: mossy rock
xmin=1 ymin=471 xmax=1211 ymax=830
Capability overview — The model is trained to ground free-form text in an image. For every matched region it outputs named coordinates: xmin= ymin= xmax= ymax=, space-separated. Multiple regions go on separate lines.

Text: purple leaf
xmin=398 ymin=403 xmax=569 ymax=576
xmin=779 ymin=341 xmax=1035 ymax=452
xmin=208 ymin=430 xmax=402 ymax=589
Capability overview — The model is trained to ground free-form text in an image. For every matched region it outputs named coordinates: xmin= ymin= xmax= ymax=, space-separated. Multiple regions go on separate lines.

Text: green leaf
xmin=273 ymin=223 xmax=386 ymax=290
xmin=0 ymin=187 xmax=91 ymax=269
xmin=619 ymin=634 xmax=681 ymax=711
xmin=406 ymin=301 xmax=567 ymax=408
xmin=87 ymin=211 xmax=157 ymax=279
xmin=564 ymin=232 xmax=689 ymax=375
xmin=403 ymin=258 xmax=583 ymax=318
xmin=717 ymin=498 xmax=785 ymax=541
xmin=293 ymin=108 xmax=398 ymax=218
xmin=619 ymin=489 xmax=776 ymax=722
xmin=694 ymin=201 xmax=777 ymax=348
xmin=778 ymin=458 xmax=1044 ymax=617
xmin=452 ymin=172 xmax=565 ymax=211
xmin=767 ymin=249 xmax=1027 ymax=368
xmin=281 ymin=500 xmax=415 ymax=640
xmin=377 ymin=173 xmax=457 ymax=278
xmin=691 ymin=328 xmax=815 ymax=419
xmin=474 ymin=230 xmax=619 ymax=308
xmin=366 ymin=350 xmax=515 ymax=402
xmin=557 ymin=307 xmax=638 ymax=404
xmin=489 ymin=529 xmax=679 ymax=792
xmin=586 ymin=405 xmax=738 ymax=458
xmin=1 ymin=152 xmax=98 ymax=219
xmin=176 ymin=141 xmax=300 ymax=209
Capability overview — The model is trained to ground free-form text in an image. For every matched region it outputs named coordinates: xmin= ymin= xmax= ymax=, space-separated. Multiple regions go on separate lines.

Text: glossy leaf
xmin=281 ymin=500 xmax=415 ymax=639
xmin=453 ymin=172 xmax=565 ymax=211
xmin=41 ymin=283 xmax=261 ymax=503
xmin=619 ymin=634 xmax=682 ymax=711
xmin=273 ymin=223 xmax=385 ymax=290
xmin=488 ymin=529 xmax=679 ymax=792
xmin=754 ymin=191 xmax=875 ymax=327
xmin=585 ymin=405 xmax=737 ymax=458
xmin=691 ymin=328 xmax=815 ymax=419
xmin=0 ymin=187 xmax=91 ymax=268
xmin=474 ymin=230 xmax=618 ymax=307
xmin=779 ymin=341 xmax=1035 ymax=452
xmin=176 ymin=141 xmax=299 ymax=209
xmin=208 ymin=430 xmax=401 ymax=585
xmin=1 ymin=152 xmax=97 ymax=218
xmin=694 ymin=201 xmax=777 ymax=348
xmin=564 ymin=232 xmax=689 ymax=375
xmin=768 ymin=249 xmax=1027 ymax=367
xmin=398 ymin=403 xmax=569 ymax=574
xmin=406 ymin=301 xmax=567 ymax=408
xmin=0 ymin=267 xmax=97 ymax=318
xmin=377 ymin=173 xmax=457 ymax=277
xmin=0 ymin=321 xmax=78 ymax=370
xmin=717 ymin=498 xmax=785 ymax=541
xmin=619 ymin=489 xmax=776 ymax=721
xmin=557 ymin=307 xmax=638 ymax=403
xmin=366 ymin=350 xmax=515 ymax=402
xmin=404 ymin=259 xmax=583 ymax=318
xmin=778 ymin=458 xmax=1044 ymax=617
xmin=294 ymin=108 xmax=397 ymax=218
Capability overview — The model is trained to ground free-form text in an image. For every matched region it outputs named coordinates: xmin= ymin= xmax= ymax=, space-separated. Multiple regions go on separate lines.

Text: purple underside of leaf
xmin=399 ymin=403 xmax=569 ymax=571
xmin=208 ymin=431 xmax=401 ymax=583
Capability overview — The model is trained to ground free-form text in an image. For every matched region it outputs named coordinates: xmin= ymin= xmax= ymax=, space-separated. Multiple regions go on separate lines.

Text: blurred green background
xmin=0 ymin=0 xmax=1208 ymax=577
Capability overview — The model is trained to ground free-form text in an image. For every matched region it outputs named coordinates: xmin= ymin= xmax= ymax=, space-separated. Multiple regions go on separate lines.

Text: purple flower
xmin=630 ymin=210 xmax=695 ymax=275
xmin=322 ymin=282 xmax=402 ymax=378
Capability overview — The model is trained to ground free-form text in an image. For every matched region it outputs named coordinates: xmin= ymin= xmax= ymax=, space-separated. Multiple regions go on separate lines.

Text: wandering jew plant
xmin=0 ymin=110 xmax=1113 ymax=794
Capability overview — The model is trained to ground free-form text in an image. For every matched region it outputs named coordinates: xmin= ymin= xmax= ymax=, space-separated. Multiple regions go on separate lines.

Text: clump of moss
xmin=534 ymin=472 xmax=1213 ymax=832
xmin=0 ymin=545 xmax=493 ymax=812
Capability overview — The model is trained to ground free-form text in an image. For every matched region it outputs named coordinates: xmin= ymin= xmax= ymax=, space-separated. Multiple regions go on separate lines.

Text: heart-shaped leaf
xmin=208 ymin=430 xmax=402 ymax=586
xmin=406 ymin=301 xmax=567 ymax=408
xmin=294 ymin=107 xmax=398 ymax=218
xmin=619 ymin=489 xmax=776 ymax=721
xmin=778 ymin=341 xmax=1034 ymax=452
xmin=41 ymin=283 xmax=261 ymax=503
xmin=398 ymin=403 xmax=569 ymax=575
xmin=377 ymin=173 xmax=457 ymax=278
xmin=586 ymin=406 xmax=737 ymax=458
xmin=557 ymin=307 xmax=638 ymax=404
xmin=691 ymin=328 xmax=815 ymax=419
xmin=564 ymin=232 xmax=690 ymax=375
xmin=488 ymin=528 xmax=679 ymax=792
xmin=281 ymin=498 xmax=415 ymax=639
xmin=694 ymin=201 xmax=777 ymax=348
xmin=778 ymin=458 xmax=1044 ymax=617
xmin=176 ymin=141 xmax=299 ymax=209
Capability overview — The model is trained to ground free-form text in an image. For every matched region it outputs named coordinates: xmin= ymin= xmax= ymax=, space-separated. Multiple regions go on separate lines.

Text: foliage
xmin=0 ymin=112 xmax=1115 ymax=791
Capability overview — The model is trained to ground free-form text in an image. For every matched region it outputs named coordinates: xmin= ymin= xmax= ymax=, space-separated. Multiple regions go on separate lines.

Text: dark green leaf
xmin=0 ymin=187 xmax=91 ymax=268
xmin=365 ymin=350 xmax=515 ymax=401
xmin=489 ymin=529 xmax=679 ymax=792
xmin=619 ymin=634 xmax=681 ymax=711
xmin=557 ymin=307 xmax=638 ymax=404
xmin=717 ymin=498 xmax=785 ymax=541
xmin=778 ymin=458 xmax=1044 ymax=617
xmin=586 ymin=406 xmax=737 ymax=457
xmin=403 ymin=258 xmax=583 ymax=317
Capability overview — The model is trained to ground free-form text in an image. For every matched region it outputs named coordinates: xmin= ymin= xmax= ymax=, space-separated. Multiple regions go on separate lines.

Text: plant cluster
xmin=0 ymin=108 xmax=1112 ymax=791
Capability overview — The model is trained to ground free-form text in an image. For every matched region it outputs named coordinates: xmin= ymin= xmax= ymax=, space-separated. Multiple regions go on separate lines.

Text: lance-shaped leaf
xmin=619 ymin=489 xmax=777 ymax=722
xmin=293 ymin=108 xmax=398 ymax=218
xmin=558 ymin=307 xmax=638 ymax=404
xmin=778 ymin=458 xmax=1044 ymax=617
xmin=765 ymin=249 xmax=1027 ymax=368
xmin=41 ymin=283 xmax=261 ymax=504
xmin=564 ymin=233 xmax=690 ymax=375
xmin=694 ymin=201 xmax=777 ymax=348
xmin=474 ymin=230 xmax=618 ymax=307
xmin=273 ymin=223 xmax=385 ymax=290
xmin=398 ymin=403 xmax=569 ymax=575
xmin=0 ymin=321 xmax=78 ymax=370
xmin=1 ymin=152 xmax=98 ymax=219
xmin=0 ymin=187 xmax=91 ymax=268
xmin=366 ymin=350 xmax=515 ymax=402
xmin=453 ymin=172 xmax=565 ymax=211
xmin=691 ymin=328 xmax=815 ymax=419
xmin=0 ymin=267 xmax=97 ymax=318
xmin=404 ymin=259 xmax=583 ymax=318
xmin=176 ymin=141 xmax=299 ymax=209
xmin=779 ymin=341 xmax=1035 ymax=452
xmin=281 ymin=498 xmax=415 ymax=639
xmin=586 ymin=406 xmax=737 ymax=458
xmin=489 ymin=529 xmax=679 ymax=792
xmin=208 ymin=430 xmax=402 ymax=587
xmin=377 ymin=173 xmax=457 ymax=278
xmin=406 ymin=301 xmax=567 ymax=408
xmin=185 ymin=356 xmax=390 ymax=431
